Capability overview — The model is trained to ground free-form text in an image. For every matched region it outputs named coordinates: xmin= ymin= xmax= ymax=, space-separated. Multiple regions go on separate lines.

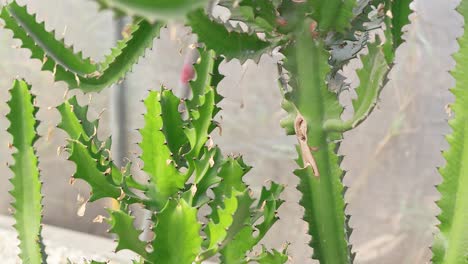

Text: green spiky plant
xmin=275 ymin=2 xmax=402 ymax=263
xmin=431 ymin=1 xmax=468 ymax=263
xmin=6 ymin=48 xmax=288 ymax=264
xmin=7 ymin=80 xmax=46 ymax=264
xmin=2 ymin=0 xmax=468 ymax=263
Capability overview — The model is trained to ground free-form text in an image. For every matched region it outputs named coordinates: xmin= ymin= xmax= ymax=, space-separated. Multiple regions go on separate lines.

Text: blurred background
xmin=0 ymin=0 xmax=460 ymax=263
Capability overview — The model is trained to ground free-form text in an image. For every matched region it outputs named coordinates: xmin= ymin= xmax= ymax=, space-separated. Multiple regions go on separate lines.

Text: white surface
xmin=0 ymin=216 xmax=215 ymax=264
xmin=0 ymin=215 xmax=135 ymax=263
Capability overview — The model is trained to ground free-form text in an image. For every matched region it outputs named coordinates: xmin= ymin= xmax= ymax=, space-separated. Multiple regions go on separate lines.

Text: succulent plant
xmin=2 ymin=0 xmax=468 ymax=263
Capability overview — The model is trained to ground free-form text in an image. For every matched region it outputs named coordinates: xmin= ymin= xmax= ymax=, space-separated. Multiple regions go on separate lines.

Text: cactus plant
xmin=431 ymin=1 xmax=468 ymax=263
xmin=7 ymin=80 xmax=47 ymax=264
xmin=2 ymin=0 xmax=468 ymax=263
xmin=0 ymin=1 xmax=163 ymax=92
xmin=5 ymin=49 xmax=287 ymax=264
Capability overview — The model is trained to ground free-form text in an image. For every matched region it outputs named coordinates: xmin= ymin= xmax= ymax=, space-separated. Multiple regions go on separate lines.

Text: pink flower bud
xmin=180 ymin=63 xmax=195 ymax=84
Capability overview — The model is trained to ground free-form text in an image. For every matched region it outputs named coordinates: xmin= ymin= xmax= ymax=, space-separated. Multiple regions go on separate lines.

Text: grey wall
xmin=0 ymin=0 xmax=460 ymax=263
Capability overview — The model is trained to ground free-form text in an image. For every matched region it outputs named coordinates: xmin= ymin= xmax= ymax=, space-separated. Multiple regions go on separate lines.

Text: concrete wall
xmin=0 ymin=0 xmax=459 ymax=263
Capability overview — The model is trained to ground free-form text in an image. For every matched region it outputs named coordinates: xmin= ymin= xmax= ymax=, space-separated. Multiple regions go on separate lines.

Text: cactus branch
xmin=187 ymin=9 xmax=272 ymax=63
xmin=324 ymin=39 xmax=390 ymax=132
xmin=432 ymin=1 xmax=468 ymax=263
xmin=0 ymin=1 xmax=163 ymax=92
xmin=149 ymin=199 xmax=203 ymax=263
xmin=391 ymin=0 xmax=412 ymax=48
xmin=140 ymin=90 xmax=187 ymax=210
xmin=307 ymin=0 xmax=356 ymax=32
xmin=280 ymin=20 xmax=352 ymax=263
xmin=95 ymin=0 xmax=210 ymax=21
xmin=7 ymin=80 xmax=48 ymax=264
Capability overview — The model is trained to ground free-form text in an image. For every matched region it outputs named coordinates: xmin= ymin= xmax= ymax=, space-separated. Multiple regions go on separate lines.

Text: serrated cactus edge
xmin=7 ymin=80 xmax=47 ymax=264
